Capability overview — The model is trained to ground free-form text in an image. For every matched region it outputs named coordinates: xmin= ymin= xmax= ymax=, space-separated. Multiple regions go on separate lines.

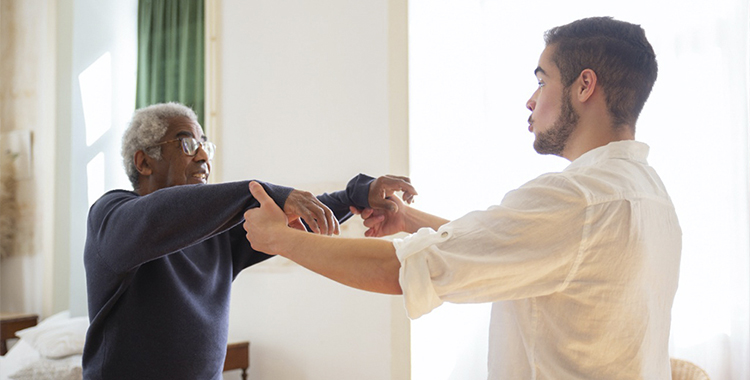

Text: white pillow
xmin=14 ymin=311 xmax=89 ymax=359
xmin=7 ymin=354 xmax=82 ymax=380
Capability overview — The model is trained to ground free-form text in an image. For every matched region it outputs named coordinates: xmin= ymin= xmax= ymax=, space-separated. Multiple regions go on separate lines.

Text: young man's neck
xmin=561 ymin=118 xmax=635 ymax=161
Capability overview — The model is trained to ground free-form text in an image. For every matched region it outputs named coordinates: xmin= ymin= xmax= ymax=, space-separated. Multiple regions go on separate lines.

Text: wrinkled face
xmin=148 ymin=116 xmax=211 ymax=190
xmin=526 ymin=45 xmax=579 ymax=156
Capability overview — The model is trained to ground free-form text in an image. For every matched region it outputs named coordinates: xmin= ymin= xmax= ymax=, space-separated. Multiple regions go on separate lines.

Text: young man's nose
xmin=526 ymin=97 xmax=536 ymax=112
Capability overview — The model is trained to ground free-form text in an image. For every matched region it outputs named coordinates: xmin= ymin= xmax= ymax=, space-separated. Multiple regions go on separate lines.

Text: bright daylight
xmin=1 ymin=1 xmax=747 ymax=380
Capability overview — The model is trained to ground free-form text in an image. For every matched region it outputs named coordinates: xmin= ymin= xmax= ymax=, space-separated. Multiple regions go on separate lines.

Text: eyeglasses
xmin=149 ymin=137 xmax=216 ymax=160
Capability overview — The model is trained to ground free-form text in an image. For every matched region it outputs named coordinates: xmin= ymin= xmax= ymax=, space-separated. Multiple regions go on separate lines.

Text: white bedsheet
xmin=0 ymin=311 xmax=85 ymax=380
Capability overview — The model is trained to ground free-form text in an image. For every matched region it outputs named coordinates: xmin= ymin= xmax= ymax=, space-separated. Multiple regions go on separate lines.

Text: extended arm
xmin=88 ymin=180 xmax=342 ymax=273
xmin=244 ymin=181 xmax=403 ymax=294
xmin=353 ymin=195 xmax=449 ymax=237
xmin=315 ymin=174 xmax=419 ymax=223
xmin=87 ymin=181 xmax=292 ymax=272
xmin=276 ymin=231 xmax=401 ymax=294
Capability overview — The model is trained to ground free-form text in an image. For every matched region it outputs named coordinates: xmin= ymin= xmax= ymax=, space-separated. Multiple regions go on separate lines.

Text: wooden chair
xmin=223 ymin=341 xmax=250 ymax=380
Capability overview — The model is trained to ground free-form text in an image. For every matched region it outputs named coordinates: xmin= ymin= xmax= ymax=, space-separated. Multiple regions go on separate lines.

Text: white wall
xmin=218 ymin=1 xmax=409 ymax=379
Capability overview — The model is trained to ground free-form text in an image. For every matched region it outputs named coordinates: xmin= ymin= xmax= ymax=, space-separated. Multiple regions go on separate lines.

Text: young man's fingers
xmin=249 ymin=181 xmax=275 ymax=206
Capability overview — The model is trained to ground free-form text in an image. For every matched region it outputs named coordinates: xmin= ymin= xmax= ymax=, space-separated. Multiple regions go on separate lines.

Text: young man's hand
xmin=350 ymin=195 xmax=408 ymax=237
xmin=245 ymin=181 xmax=300 ymax=254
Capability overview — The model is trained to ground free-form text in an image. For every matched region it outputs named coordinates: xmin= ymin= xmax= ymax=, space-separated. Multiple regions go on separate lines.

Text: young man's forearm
xmin=275 ymin=205 xmax=448 ymax=295
xmin=403 ymin=206 xmax=450 ymax=233
xmin=243 ymin=181 xmax=444 ymax=295
xmin=276 ymin=230 xmax=403 ymax=295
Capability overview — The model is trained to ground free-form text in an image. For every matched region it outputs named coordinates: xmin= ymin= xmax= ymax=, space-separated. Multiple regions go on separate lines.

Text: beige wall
xmin=0 ymin=0 xmax=58 ymax=318
xmin=0 ymin=0 xmax=137 ymax=320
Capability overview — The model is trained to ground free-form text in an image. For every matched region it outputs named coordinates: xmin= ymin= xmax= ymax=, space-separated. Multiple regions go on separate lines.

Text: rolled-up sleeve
xmin=394 ymin=227 xmax=453 ymax=318
xmin=394 ymin=173 xmax=589 ymax=319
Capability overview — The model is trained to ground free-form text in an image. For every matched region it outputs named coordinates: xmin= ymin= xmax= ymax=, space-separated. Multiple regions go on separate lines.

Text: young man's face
xmin=147 ymin=116 xmax=212 ymax=190
xmin=526 ymin=45 xmax=579 ymax=156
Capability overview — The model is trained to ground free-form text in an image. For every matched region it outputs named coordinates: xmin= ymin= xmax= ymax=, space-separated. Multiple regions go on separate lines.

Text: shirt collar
xmin=565 ymin=140 xmax=650 ymax=171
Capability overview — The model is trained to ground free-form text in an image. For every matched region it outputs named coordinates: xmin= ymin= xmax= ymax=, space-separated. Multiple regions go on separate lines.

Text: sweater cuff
xmin=346 ymin=173 xmax=375 ymax=209
xmin=257 ymin=181 xmax=294 ymax=209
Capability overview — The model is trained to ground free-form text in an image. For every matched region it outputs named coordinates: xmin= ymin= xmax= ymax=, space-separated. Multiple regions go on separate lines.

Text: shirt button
xmin=441 ymin=231 xmax=449 ymax=238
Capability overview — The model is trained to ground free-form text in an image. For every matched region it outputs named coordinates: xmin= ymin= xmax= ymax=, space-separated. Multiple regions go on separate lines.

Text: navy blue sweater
xmin=82 ymin=175 xmax=373 ymax=379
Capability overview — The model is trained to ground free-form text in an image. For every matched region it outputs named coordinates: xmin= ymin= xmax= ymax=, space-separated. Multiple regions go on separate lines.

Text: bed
xmin=0 ymin=311 xmax=85 ymax=380
xmin=0 ymin=312 xmax=249 ymax=380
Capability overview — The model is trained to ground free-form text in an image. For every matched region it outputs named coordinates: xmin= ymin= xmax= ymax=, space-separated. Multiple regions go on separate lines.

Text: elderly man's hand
xmin=368 ymin=175 xmax=417 ymax=212
xmin=283 ymin=188 xmax=339 ymax=236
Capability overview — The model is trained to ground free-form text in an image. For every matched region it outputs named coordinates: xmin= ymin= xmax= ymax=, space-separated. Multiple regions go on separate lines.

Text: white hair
xmin=121 ymin=102 xmax=199 ymax=190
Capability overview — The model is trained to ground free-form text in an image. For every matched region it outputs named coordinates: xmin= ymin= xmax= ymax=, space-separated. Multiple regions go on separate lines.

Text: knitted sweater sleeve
xmin=85 ymin=180 xmax=291 ymax=274
xmin=315 ymin=173 xmax=375 ymax=223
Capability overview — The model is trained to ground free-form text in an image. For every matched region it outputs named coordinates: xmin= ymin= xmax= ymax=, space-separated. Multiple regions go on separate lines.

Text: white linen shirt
xmin=394 ymin=140 xmax=681 ymax=379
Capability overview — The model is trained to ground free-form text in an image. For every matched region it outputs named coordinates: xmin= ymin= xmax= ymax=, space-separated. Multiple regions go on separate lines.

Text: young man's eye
xmin=537 ymin=80 xmax=545 ymax=88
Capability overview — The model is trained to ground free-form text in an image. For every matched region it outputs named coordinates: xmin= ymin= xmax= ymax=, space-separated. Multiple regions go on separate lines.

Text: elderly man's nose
xmin=194 ymin=145 xmax=209 ymax=161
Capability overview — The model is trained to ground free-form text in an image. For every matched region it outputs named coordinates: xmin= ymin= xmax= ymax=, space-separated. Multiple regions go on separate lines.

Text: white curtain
xmin=408 ymin=1 xmax=750 ymax=379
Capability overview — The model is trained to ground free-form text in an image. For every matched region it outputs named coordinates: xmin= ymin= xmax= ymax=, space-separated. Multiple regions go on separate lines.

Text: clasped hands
xmin=243 ymin=175 xmax=416 ymax=254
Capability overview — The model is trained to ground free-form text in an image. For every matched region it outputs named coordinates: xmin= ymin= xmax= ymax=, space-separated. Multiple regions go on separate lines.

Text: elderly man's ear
xmin=134 ymin=150 xmax=153 ymax=176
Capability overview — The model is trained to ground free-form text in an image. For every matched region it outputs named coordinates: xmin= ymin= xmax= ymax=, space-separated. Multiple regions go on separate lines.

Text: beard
xmin=533 ymin=92 xmax=579 ymax=156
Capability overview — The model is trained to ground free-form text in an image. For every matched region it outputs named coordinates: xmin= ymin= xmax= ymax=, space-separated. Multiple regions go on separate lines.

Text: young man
xmin=82 ymin=102 xmax=416 ymax=379
xmin=243 ymin=17 xmax=682 ymax=379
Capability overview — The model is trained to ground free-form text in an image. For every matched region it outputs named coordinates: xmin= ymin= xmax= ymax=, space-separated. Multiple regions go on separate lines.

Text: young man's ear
xmin=576 ymin=69 xmax=598 ymax=102
xmin=134 ymin=150 xmax=153 ymax=176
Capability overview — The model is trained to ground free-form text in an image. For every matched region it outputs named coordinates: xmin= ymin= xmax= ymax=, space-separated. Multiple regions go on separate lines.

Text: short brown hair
xmin=544 ymin=17 xmax=658 ymax=128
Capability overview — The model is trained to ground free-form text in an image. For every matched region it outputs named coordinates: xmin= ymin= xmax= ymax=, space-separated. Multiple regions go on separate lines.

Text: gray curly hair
xmin=122 ymin=102 xmax=199 ymax=190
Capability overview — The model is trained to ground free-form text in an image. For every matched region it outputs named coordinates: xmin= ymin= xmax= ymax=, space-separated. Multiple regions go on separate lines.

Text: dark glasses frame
xmin=148 ymin=137 xmax=216 ymax=160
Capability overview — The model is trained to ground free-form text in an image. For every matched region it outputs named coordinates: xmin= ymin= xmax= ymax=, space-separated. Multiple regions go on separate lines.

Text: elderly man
xmin=244 ymin=17 xmax=682 ymax=379
xmin=82 ymin=102 xmax=416 ymax=379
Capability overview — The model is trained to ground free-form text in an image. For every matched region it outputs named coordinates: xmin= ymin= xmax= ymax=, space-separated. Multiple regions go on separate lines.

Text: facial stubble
xmin=533 ymin=90 xmax=579 ymax=156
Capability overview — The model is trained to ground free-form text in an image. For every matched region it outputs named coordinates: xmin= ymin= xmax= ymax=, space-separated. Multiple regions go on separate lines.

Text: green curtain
xmin=136 ymin=0 xmax=205 ymax=127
